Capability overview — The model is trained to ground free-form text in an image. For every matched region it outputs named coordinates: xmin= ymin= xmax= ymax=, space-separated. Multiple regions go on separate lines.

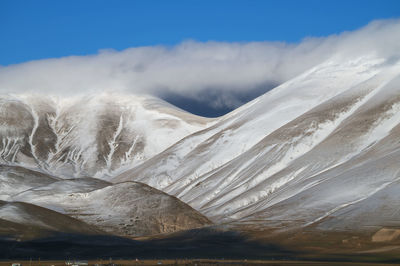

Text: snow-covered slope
xmin=115 ymin=56 xmax=388 ymax=187
xmin=0 ymin=163 xmax=210 ymax=238
xmin=114 ymin=55 xmax=400 ymax=233
xmin=0 ymin=165 xmax=58 ymax=200
xmin=0 ymin=93 xmax=212 ymax=179
xmin=12 ymin=180 xmax=211 ymax=237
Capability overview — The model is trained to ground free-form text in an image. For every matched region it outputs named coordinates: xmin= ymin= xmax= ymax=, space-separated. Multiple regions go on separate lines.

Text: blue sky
xmin=1 ymin=0 xmax=400 ymax=66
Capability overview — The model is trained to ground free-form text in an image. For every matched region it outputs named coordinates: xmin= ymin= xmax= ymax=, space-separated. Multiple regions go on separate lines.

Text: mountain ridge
xmin=114 ymin=55 xmax=400 ymax=233
xmin=0 ymin=93 xmax=214 ymax=179
xmin=1 ymin=53 xmax=400 ymax=258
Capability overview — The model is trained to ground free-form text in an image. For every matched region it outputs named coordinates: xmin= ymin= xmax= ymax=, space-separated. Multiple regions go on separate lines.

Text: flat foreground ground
xmin=0 ymin=260 xmax=396 ymax=266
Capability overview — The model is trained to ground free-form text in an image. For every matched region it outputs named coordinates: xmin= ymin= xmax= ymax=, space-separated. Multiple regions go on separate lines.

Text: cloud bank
xmin=0 ymin=19 xmax=399 ymax=115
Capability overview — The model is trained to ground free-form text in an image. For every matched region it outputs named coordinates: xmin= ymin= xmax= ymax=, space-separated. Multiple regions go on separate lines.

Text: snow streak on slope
xmin=0 ymin=93 xmax=212 ymax=179
xmin=115 ymin=56 xmax=400 ymax=232
xmin=194 ymin=65 xmax=400 ymax=220
xmin=115 ymin=56 xmax=385 ymax=189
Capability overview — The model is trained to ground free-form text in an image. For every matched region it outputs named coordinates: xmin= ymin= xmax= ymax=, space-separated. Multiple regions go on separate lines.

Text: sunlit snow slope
xmin=115 ymin=55 xmax=400 ymax=233
xmin=0 ymin=93 xmax=212 ymax=179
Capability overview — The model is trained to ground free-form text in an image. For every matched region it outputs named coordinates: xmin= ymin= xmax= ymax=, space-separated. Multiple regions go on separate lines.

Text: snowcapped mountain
xmin=0 ymin=92 xmax=214 ymax=238
xmin=0 ymin=93 xmax=212 ymax=179
xmin=114 ymin=54 xmax=400 ymax=234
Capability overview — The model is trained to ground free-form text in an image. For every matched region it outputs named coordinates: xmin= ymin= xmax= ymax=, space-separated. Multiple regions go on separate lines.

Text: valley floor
xmin=0 ymin=260 xmax=397 ymax=266
xmin=1 ymin=227 xmax=400 ymax=264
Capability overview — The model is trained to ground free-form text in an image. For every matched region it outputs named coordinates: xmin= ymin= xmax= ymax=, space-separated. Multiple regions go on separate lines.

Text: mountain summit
xmin=115 ymin=54 xmax=400 ymax=234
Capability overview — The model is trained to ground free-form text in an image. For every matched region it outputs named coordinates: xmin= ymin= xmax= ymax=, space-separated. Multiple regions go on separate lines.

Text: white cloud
xmin=0 ymin=19 xmax=399 ymax=109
